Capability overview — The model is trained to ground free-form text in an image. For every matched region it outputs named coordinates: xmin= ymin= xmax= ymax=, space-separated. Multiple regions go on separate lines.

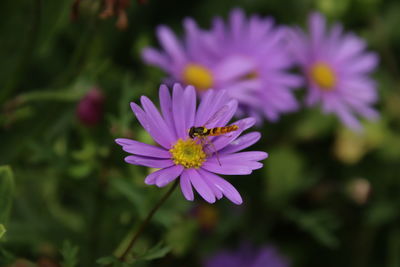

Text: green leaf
xmin=96 ymin=256 xmax=118 ymax=265
xmin=0 ymin=165 xmax=14 ymax=224
xmin=96 ymin=256 xmax=131 ymax=267
xmin=166 ymin=219 xmax=197 ymax=255
xmin=285 ymin=209 xmax=340 ymax=248
xmin=60 ymin=241 xmax=79 ymax=267
xmin=0 ymin=224 xmax=6 ymax=240
xmin=138 ymin=242 xmax=170 ymax=261
xmin=265 ymin=148 xmax=306 ymax=206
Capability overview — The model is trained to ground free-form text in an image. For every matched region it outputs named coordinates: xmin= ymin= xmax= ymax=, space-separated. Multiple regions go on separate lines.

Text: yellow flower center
xmin=310 ymin=62 xmax=337 ymax=90
xmin=169 ymin=138 xmax=206 ymax=168
xmin=182 ymin=64 xmax=214 ymax=91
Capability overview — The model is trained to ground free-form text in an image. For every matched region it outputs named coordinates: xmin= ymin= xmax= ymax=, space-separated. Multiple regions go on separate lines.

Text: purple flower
xmin=202 ymin=9 xmax=302 ymax=121
xmin=142 ymin=9 xmax=302 ymax=122
xmin=288 ymin=12 xmax=379 ymax=130
xmin=115 ymin=84 xmax=267 ymax=204
xmin=76 ymin=87 xmax=105 ymax=126
xmin=204 ymin=243 xmax=290 ymax=267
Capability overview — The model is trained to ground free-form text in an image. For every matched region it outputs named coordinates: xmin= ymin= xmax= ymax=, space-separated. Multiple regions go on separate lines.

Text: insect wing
xmin=203 ymin=104 xmax=230 ymax=128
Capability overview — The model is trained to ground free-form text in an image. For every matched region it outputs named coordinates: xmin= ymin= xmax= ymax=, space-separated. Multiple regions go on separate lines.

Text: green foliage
xmin=0 ymin=224 xmax=6 ymax=240
xmin=265 ymin=147 xmax=309 ymax=206
xmin=0 ymin=166 xmax=14 ymax=226
xmin=60 ymin=241 xmax=79 ymax=267
xmin=1 ymin=0 xmax=400 ymax=266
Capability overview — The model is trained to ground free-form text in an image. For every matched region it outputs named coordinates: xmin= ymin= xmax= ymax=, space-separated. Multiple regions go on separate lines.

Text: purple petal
xmin=183 ymin=85 xmax=196 ymax=130
xmin=144 ymin=165 xmax=182 ymax=185
xmin=141 ymin=48 xmax=169 ymax=71
xmin=214 ymin=56 xmax=256 ymax=83
xmin=198 ymin=168 xmax=243 ymax=204
xmin=157 ymin=26 xmax=185 ymax=64
xmin=186 ymin=168 xmax=216 ymax=203
xmin=220 ymin=151 xmax=268 ymax=161
xmin=344 ymin=53 xmax=379 ymax=74
xmin=172 ymin=84 xmax=187 ymax=138
xmin=212 ymin=99 xmax=239 ymax=128
xmin=195 ymin=90 xmax=229 ymax=127
xmin=334 ymin=34 xmax=366 ymax=63
xmin=115 ymin=138 xmax=171 ymax=158
xmin=201 ymin=161 xmax=252 ymax=175
xmin=154 ymin=165 xmax=184 ymax=187
xmin=219 ymin=132 xmax=261 ymax=154
xmin=229 ymin=8 xmax=245 ymax=41
xmin=309 ymin=12 xmax=326 ymax=49
xmin=206 ymin=156 xmax=264 ymax=171
xmin=140 ymin=96 xmax=175 ymax=144
xmin=130 ymin=102 xmax=171 ymax=149
xmin=159 ymin=84 xmax=177 ymax=139
xmin=180 ymin=170 xmax=194 ymax=201
xmin=124 ymin=155 xmax=174 ymax=168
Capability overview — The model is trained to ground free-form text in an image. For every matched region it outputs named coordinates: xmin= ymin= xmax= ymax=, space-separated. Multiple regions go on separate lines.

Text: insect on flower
xmin=115 ymin=84 xmax=268 ymax=204
xmin=188 ymin=104 xmax=239 ymax=166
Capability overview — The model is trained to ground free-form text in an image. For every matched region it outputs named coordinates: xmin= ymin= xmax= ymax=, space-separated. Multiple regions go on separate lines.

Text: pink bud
xmin=76 ymin=87 xmax=105 ymax=126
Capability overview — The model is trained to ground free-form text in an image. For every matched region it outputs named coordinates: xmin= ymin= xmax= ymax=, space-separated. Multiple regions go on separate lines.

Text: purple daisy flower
xmin=204 ymin=243 xmax=290 ymax=267
xmin=202 ymin=9 xmax=303 ymax=121
xmin=142 ymin=9 xmax=302 ymax=122
xmin=288 ymin=12 xmax=379 ymax=130
xmin=115 ymin=84 xmax=268 ymax=204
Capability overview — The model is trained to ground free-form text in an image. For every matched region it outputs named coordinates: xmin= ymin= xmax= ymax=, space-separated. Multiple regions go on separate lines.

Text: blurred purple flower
xmin=142 ymin=9 xmax=302 ymax=122
xmin=288 ymin=12 xmax=379 ymax=131
xmin=202 ymin=9 xmax=302 ymax=121
xmin=204 ymin=243 xmax=290 ymax=267
xmin=115 ymin=84 xmax=268 ymax=204
xmin=76 ymin=87 xmax=104 ymax=126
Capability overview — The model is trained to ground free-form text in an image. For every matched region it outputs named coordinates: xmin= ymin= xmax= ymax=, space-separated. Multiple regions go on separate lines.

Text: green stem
xmin=118 ymin=179 xmax=179 ymax=262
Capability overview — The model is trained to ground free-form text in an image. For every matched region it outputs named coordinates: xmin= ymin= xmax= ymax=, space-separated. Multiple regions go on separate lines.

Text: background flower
xmin=115 ymin=84 xmax=268 ymax=204
xmin=288 ymin=12 xmax=379 ymax=130
xmin=142 ymin=9 xmax=302 ymax=122
xmin=204 ymin=243 xmax=290 ymax=267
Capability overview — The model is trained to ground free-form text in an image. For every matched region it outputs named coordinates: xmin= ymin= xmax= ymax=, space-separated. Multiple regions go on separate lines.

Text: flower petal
xmin=172 ymin=84 xmax=187 ymax=138
xmin=198 ymin=168 xmax=243 ymax=205
xmin=157 ymin=26 xmax=185 ymax=64
xmin=115 ymin=138 xmax=171 ymax=158
xmin=186 ymin=168 xmax=216 ymax=203
xmin=141 ymin=96 xmax=175 ymax=144
xmin=196 ymin=90 xmax=229 ymax=127
xmin=183 ymin=85 xmax=196 ymax=130
xmin=201 ymin=161 xmax=252 ymax=175
xmin=214 ymin=56 xmax=256 ymax=83
xmin=141 ymin=48 xmax=170 ymax=71
xmin=180 ymin=170 xmax=194 ymax=201
xmin=219 ymin=132 xmax=261 ymax=154
xmin=130 ymin=102 xmax=170 ymax=149
xmin=124 ymin=155 xmax=174 ymax=168
xmin=154 ymin=165 xmax=184 ymax=187
xmin=159 ymin=84 xmax=177 ymax=139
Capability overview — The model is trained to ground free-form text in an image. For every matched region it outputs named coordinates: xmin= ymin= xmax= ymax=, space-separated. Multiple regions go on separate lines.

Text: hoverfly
xmin=188 ymin=104 xmax=239 ymax=165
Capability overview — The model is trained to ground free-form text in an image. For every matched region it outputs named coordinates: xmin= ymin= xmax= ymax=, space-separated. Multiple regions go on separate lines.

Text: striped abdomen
xmin=206 ymin=125 xmax=239 ymax=136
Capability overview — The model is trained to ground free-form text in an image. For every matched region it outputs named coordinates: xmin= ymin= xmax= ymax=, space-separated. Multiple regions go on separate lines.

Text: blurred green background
xmin=1 ymin=0 xmax=400 ymax=266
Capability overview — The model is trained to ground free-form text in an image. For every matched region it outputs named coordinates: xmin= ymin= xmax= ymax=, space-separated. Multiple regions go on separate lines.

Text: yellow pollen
xmin=244 ymin=71 xmax=258 ymax=79
xmin=169 ymin=138 xmax=206 ymax=168
xmin=310 ymin=62 xmax=337 ymax=90
xmin=182 ymin=64 xmax=214 ymax=91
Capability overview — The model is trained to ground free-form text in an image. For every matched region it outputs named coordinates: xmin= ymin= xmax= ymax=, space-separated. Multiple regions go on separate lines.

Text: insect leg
xmin=203 ymin=137 xmax=222 ymax=166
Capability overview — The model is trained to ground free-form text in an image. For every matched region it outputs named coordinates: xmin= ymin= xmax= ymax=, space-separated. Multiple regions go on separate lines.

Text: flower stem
xmin=118 ymin=179 xmax=179 ymax=262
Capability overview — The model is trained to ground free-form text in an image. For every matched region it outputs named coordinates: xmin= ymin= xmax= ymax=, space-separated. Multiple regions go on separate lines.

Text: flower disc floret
xmin=182 ymin=64 xmax=214 ymax=91
xmin=170 ymin=138 xmax=206 ymax=168
xmin=310 ymin=62 xmax=336 ymax=90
